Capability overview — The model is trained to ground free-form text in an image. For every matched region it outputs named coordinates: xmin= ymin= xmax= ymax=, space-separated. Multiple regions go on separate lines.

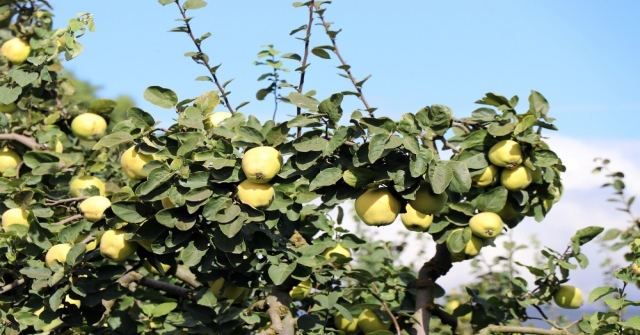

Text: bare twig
xmin=45 ymin=196 xmax=88 ymax=206
xmin=478 ymin=325 xmax=574 ymax=335
xmin=0 ymin=277 xmax=26 ymax=294
xmin=371 ymin=282 xmax=401 ymax=335
xmin=295 ymin=1 xmax=315 ymax=137
xmin=316 ymin=6 xmax=374 ymax=116
xmin=51 ymin=214 xmax=83 ymax=225
xmin=117 ymin=271 xmax=194 ymax=299
xmin=173 ymin=0 xmax=234 ymax=113
xmin=0 ymin=133 xmax=44 ymax=150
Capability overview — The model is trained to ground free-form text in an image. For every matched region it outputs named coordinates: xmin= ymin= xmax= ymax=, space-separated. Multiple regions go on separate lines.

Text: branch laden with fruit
xmin=0 ymin=1 xmax=613 ymax=335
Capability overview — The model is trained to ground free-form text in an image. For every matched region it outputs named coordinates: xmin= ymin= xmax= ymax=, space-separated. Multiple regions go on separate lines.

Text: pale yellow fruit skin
xmin=290 ymin=279 xmax=312 ymax=301
xmin=632 ymin=263 xmax=640 ymax=275
xmin=334 ymin=313 xmax=359 ymax=335
xmin=500 ymin=165 xmax=532 ymax=191
xmin=70 ymin=176 xmax=105 ymax=197
xmin=0 ymin=147 xmax=22 ymax=176
xmin=447 ymin=229 xmax=484 ymax=262
xmin=209 ymin=277 xmax=245 ymax=300
xmin=161 ymin=197 xmax=175 ymax=209
xmin=1 ymin=37 xmax=31 ymax=64
xmin=241 ymin=146 xmax=282 ymax=183
xmin=121 ymin=146 xmax=155 ymax=180
xmin=2 ymin=207 xmax=29 ymax=228
xmin=45 ymin=243 xmax=72 ymax=268
xmin=71 ymin=113 xmax=107 ymax=140
xmin=409 ymin=183 xmax=448 ymax=215
xmin=553 ymin=285 xmax=584 ymax=309
xmin=100 ymin=229 xmax=137 ymax=262
xmin=74 ymin=233 xmax=100 ymax=252
xmin=358 ymin=309 xmax=391 ymax=333
xmin=488 ymin=140 xmax=523 ymax=169
xmin=143 ymin=259 xmax=171 ymax=275
xmin=54 ymin=140 xmax=63 ymax=153
xmin=401 ymin=203 xmax=433 ymax=232
xmin=473 ymin=165 xmax=499 ymax=187
xmin=78 ymin=196 xmax=111 ymax=221
xmin=355 ymin=188 xmax=401 ymax=226
xmin=323 ymin=244 xmax=351 ymax=265
xmin=237 ymin=179 xmax=275 ymax=208
xmin=469 ymin=212 xmax=504 ymax=238
xmin=205 ymin=111 xmax=232 ymax=129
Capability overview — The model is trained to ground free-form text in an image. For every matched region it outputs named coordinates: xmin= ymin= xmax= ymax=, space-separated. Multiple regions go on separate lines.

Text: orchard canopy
xmin=0 ymin=1 xmax=639 ymax=335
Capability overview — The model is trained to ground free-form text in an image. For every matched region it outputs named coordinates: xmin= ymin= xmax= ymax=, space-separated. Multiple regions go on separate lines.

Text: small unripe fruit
xmin=409 ymin=183 xmax=448 ymax=215
xmin=553 ymin=285 xmax=584 ymax=309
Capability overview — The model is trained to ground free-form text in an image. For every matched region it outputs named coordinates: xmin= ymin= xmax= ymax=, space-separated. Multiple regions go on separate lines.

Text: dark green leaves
xmin=309 ymin=167 xmax=343 ymax=191
xmin=93 ymin=132 xmax=134 ymax=150
xmin=144 ymin=86 xmax=178 ymax=109
xmin=318 ymin=93 xmax=343 ymax=125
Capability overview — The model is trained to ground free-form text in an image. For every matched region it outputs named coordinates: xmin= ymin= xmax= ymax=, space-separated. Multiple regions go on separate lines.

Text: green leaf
xmin=158 ymin=0 xmax=174 ymax=5
xmin=514 ymin=115 xmax=536 ymax=136
xmin=532 ymin=150 xmax=559 ymax=167
xmin=342 ymin=167 xmax=376 ymax=188
xmin=318 ymin=93 xmax=343 ymax=125
xmin=588 ymin=286 xmax=616 ymax=303
xmin=111 ymin=202 xmax=149 ymax=223
xmin=409 ymin=148 xmax=432 ymax=178
xmin=144 ymin=86 xmax=178 ymax=109
xmin=618 ymin=316 xmax=640 ymax=330
xmin=447 ymin=161 xmax=471 ymax=193
xmin=151 ymin=302 xmax=178 ymax=317
xmin=88 ymin=99 xmax=117 ymax=115
xmin=309 ymin=167 xmax=343 ymax=191
xmin=194 ymin=90 xmax=220 ymax=114
xmin=311 ymin=47 xmax=331 ymax=59
xmin=475 ymin=186 xmax=507 ymax=213
xmin=446 ymin=228 xmax=470 ymax=253
xmin=237 ymin=126 xmax=265 ymax=144
xmin=268 ymin=263 xmax=296 ymax=285
xmin=20 ymin=266 xmax=52 ymax=279
xmin=127 ymin=107 xmax=156 ymax=127
xmin=183 ymin=0 xmax=207 ymax=10
xmin=66 ymin=243 xmax=86 ymax=266
xmin=93 ymin=132 xmax=134 ymax=150
xmin=180 ymin=242 xmax=207 ymax=267
xmin=288 ymin=92 xmax=319 ymax=112
xmin=0 ymin=86 xmax=22 ymax=104
xmin=604 ymin=296 xmax=623 ymax=310
xmin=528 ymin=90 xmax=550 ymax=117
xmin=470 ymin=108 xmax=497 ymax=122
xmin=571 ymin=226 xmax=604 ymax=246
xmin=487 ymin=122 xmax=515 ymax=136
xmin=368 ymin=134 xmax=388 ymax=163
xmin=431 ymin=164 xmax=453 ymax=194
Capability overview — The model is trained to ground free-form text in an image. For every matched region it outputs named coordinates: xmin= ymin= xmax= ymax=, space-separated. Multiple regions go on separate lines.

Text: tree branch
xmin=296 ymin=0 xmax=314 ymax=137
xmin=0 ymin=277 xmax=26 ymax=294
xmin=45 ymin=196 xmax=88 ymax=206
xmin=117 ymin=271 xmax=195 ymax=299
xmin=478 ymin=325 xmax=574 ymax=335
xmin=175 ymin=265 xmax=202 ymax=288
xmin=51 ymin=214 xmax=83 ymax=225
xmin=411 ymin=243 xmax=454 ymax=335
xmin=371 ymin=282 xmax=401 ymax=335
xmin=174 ymin=0 xmax=234 ymax=113
xmin=316 ymin=6 xmax=374 ymax=116
xmin=0 ymin=133 xmax=44 ymax=150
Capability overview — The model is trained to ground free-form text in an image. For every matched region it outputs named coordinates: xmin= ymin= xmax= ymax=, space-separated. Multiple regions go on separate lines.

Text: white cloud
xmin=335 ymin=134 xmax=640 ymax=307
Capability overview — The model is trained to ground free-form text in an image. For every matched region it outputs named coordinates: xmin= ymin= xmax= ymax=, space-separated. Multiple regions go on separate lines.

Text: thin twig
xmin=371 ymin=282 xmax=401 ymax=335
xmin=478 ymin=325 xmax=574 ymax=335
xmin=0 ymin=277 xmax=26 ymax=294
xmin=51 ymin=214 xmax=83 ymax=225
xmin=316 ymin=6 xmax=374 ymax=116
xmin=174 ymin=0 xmax=234 ymax=113
xmin=45 ymin=196 xmax=88 ymax=206
xmin=296 ymin=1 xmax=315 ymax=137
xmin=0 ymin=133 xmax=43 ymax=150
xmin=117 ymin=271 xmax=195 ymax=299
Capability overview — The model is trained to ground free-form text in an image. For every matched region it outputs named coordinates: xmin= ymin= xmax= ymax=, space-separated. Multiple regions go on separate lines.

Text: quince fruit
xmin=0 ymin=147 xmax=21 ymax=176
xmin=323 ymin=244 xmax=351 ymax=265
xmin=553 ymin=285 xmax=584 ymax=309
xmin=400 ymin=203 xmax=433 ymax=232
xmin=78 ymin=196 xmax=111 ymax=221
xmin=1 ymin=37 xmax=30 ymax=64
xmin=355 ymin=188 xmax=401 ymax=226
xmin=237 ymin=179 xmax=275 ymax=208
xmin=205 ymin=111 xmax=232 ymax=129
xmin=469 ymin=212 xmax=504 ymax=238
xmin=74 ymin=233 xmax=101 ymax=252
xmin=334 ymin=312 xmax=359 ymax=335
xmin=488 ymin=140 xmax=522 ymax=169
xmin=70 ymin=176 xmax=105 ymax=197
xmin=209 ymin=277 xmax=245 ymax=300
xmin=447 ymin=229 xmax=484 ymax=262
xmin=358 ymin=309 xmax=391 ymax=333
xmin=121 ymin=146 xmax=155 ymax=180
xmin=473 ymin=165 xmax=499 ymax=187
xmin=45 ymin=243 xmax=73 ymax=268
xmin=409 ymin=183 xmax=448 ymax=215
xmin=290 ymin=279 xmax=312 ymax=301
xmin=71 ymin=112 xmax=107 ymax=140
xmin=0 ymin=102 xmax=17 ymax=113
xmin=1 ymin=207 xmax=29 ymax=228
xmin=241 ymin=146 xmax=282 ymax=183
xmin=143 ymin=259 xmax=171 ymax=275
xmin=100 ymin=229 xmax=137 ymax=262
xmin=500 ymin=165 xmax=532 ymax=191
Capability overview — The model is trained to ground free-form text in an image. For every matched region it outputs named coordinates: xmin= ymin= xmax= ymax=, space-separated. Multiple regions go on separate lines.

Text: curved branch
xmin=117 ymin=271 xmax=195 ymax=299
xmin=0 ymin=133 xmax=44 ymax=150
xmin=478 ymin=325 xmax=574 ymax=335
xmin=51 ymin=214 xmax=83 ymax=225
xmin=371 ymin=283 xmax=401 ymax=335
xmin=45 ymin=197 xmax=88 ymax=206
xmin=0 ymin=277 xmax=26 ymax=294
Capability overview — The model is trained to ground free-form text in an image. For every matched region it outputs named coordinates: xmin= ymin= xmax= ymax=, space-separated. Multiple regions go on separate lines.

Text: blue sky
xmin=51 ymin=1 xmax=640 ymax=140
